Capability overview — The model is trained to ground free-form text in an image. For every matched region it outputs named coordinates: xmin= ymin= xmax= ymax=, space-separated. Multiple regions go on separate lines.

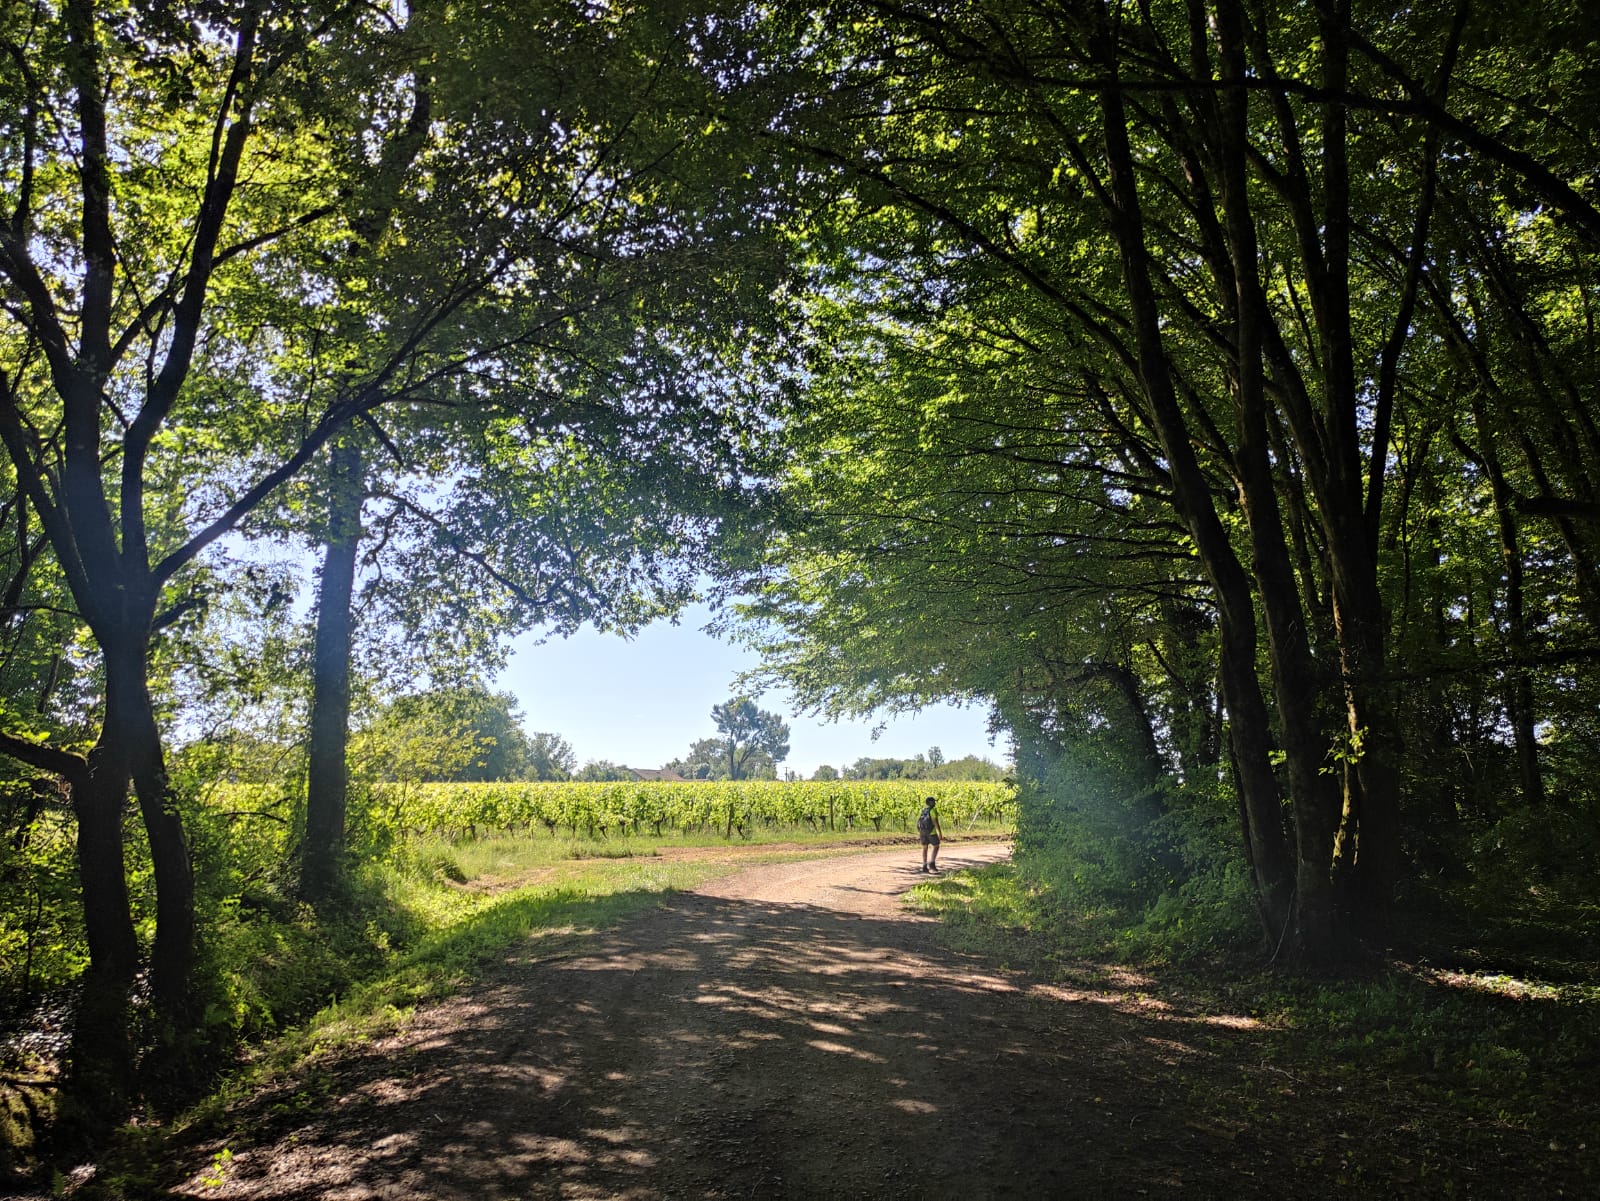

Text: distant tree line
xmin=812 ymin=750 xmax=1006 ymax=783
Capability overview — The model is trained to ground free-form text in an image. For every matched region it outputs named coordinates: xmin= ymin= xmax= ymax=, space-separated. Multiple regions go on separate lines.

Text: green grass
xmin=402 ymin=824 xmax=1013 ymax=885
xmin=906 ymin=856 xmax=1134 ymax=978
xmin=906 ymin=860 xmax=1044 ymax=968
xmin=216 ymin=853 xmax=729 ymax=1086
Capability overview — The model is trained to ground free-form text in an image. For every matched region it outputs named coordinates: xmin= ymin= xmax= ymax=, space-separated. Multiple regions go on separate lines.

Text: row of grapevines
xmin=369 ymin=779 xmax=1016 ymax=841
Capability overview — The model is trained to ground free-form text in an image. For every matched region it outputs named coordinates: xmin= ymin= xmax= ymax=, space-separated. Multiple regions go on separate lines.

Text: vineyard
xmin=362 ymin=779 xmax=1016 ymax=841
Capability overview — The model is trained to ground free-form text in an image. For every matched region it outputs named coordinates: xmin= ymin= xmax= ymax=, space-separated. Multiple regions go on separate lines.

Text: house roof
xmin=628 ymin=768 xmax=688 ymax=782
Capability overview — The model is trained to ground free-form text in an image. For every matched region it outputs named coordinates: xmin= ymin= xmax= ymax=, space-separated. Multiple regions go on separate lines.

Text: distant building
xmin=628 ymin=768 xmax=688 ymax=782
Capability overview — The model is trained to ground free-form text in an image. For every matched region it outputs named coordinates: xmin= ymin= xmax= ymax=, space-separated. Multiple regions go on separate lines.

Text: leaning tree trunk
xmin=302 ymin=436 xmax=364 ymax=901
xmin=1093 ymin=20 xmax=1296 ymax=941
xmin=1212 ymin=4 xmax=1346 ymax=958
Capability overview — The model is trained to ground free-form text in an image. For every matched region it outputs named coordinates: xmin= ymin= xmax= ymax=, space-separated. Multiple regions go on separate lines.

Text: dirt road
xmin=163 ymin=842 xmax=1561 ymax=1199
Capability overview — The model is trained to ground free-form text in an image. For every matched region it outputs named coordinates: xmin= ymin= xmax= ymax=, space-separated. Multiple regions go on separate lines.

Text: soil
xmin=153 ymin=840 xmax=1591 ymax=1200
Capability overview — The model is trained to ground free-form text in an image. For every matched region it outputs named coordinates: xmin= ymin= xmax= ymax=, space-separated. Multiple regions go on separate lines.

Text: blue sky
xmin=496 ymin=602 xmax=1004 ymax=778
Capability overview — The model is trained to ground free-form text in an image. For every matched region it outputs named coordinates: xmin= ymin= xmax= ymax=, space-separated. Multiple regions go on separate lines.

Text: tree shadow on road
xmin=164 ymin=878 xmax=1576 ymax=1200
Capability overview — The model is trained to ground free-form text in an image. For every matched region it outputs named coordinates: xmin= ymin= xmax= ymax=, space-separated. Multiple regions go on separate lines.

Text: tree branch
xmin=0 ymin=728 xmax=88 ymax=787
xmin=125 ymin=4 xmax=264 ymax=573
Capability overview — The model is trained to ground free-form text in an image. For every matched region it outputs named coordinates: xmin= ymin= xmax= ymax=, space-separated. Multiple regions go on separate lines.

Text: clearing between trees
xmin=145 ymin=842 xmax=1593 ymax=1200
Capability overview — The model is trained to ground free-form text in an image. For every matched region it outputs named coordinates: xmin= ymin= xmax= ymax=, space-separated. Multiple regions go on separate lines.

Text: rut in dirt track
xmin=169 ymin=843 xmax=1325 ymax=1200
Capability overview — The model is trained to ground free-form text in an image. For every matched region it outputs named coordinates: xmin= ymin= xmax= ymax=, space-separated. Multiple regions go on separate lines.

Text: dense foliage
xmin=727 ymin=0 xmax=1600 ymax=960
xmin=2 ymin=0 xmax=1599 ymax=1175
xmin=842 ymin=752 xmax=1008 ymax=782
xmin=363 ymin=687 xmax=566 ymax=783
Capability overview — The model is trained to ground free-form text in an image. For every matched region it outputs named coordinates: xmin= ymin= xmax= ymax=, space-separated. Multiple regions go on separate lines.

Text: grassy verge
xmin=907 ymin=857 xmax=1600 ymax=1191
xmin=210 ymin=841 xmax=797 ymax=1082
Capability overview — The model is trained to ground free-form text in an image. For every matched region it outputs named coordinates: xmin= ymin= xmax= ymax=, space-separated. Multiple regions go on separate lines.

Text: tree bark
xmin=1215 ymin=0 xmax=1346 ymax=956
xmin=1092 ymin=8 xmax=1295 ymax=939
xmin=112 ymin=640 xmax=194 ymax=1018
xmin=72 ymin=753 xmax=139 ymax=992
xmin=1465 ymin=400 xmax=1547 ymax=809
xmin=302 ymin=436 xmax=365 ymax=900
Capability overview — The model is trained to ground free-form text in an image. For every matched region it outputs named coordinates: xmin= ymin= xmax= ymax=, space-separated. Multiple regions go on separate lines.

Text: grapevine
xmin=348 ymin=779 xmax=1016 ymax=842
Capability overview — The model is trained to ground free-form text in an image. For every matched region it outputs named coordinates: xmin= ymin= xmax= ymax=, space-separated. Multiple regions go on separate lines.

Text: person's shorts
xmin=920 ymin=833 xmax=940 ymax=846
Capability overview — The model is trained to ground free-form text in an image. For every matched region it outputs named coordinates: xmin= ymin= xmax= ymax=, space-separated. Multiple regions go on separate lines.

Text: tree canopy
xmin=3 ymin=0 xmax=1600 ymax=1141
xmin=673 ymin=697 xmax=790 ymax=781
xmin=722 ymin=0 xmax=1600 ymax=957
xmin=0 ymin=0 xmax=795 ymax=1102
xmin=362 ymin=686 xmax=552 ymax=783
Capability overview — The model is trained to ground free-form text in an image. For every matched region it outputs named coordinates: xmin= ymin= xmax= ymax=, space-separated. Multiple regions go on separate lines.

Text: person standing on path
xmin=917 ymin=796 xmax=944 ymax=872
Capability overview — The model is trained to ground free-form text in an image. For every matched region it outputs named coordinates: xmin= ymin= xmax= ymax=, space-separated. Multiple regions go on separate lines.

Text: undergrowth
xmin=908 ymin=840 xmax=1600 ymax=1162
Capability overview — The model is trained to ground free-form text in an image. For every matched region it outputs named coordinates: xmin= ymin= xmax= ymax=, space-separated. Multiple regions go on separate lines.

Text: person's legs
xmin=928 ymin=838 xmax=940 ymax=871
xmin=920 ymin=839 xmax=930 ymax=871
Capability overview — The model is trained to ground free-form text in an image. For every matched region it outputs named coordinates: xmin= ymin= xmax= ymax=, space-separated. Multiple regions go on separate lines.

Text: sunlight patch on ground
xmin=1421 ymin=968 xmax=1560 ymax=1001
xmin=1141 ymin=1035 xmax=1211 ymax=1060
xmin=1022 ymin=979 xmax=1260 ymax=1030
xmin=806 ymin=1038 xmax=887 ymax=1063
xmin=808 ymin=1020 xmax=854 ymax=1036
xmin=1192 ymin=1012 xmax=1261 ymax=1030
xmin=505 ymin=1132 xmax=587 ymax=1161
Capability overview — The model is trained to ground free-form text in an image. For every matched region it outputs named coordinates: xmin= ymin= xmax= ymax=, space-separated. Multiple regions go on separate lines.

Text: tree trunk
xmin=62 ymin=626 xmax=193 ymax=1120
xmin=302 ymin=436 xmax=365 ymax=901
xmin=79 ymin=603 xmax=195 ymax=1021
xmin=1155 ymin=599 xmax=1221 ymax=777
xmin=1104 ymin=661 xmax=1166 ymax=788
xmin=1471 ymin=401 xmax=1547 ymax=809
xmin=1092 ymin=14 xmax=1295 ymax=939
xmin=1213 ymin=0 xmax=1346 ymax=957
xmin=64 ymin=750 xmax=139 ymax=1124
xmin=72 ymin=754 xmax=139 ymax=994
xmin=1315 ymin=0 xmax=1406 ymax=933
xmin=110 ymin=639 xmax=194 ymax=1019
